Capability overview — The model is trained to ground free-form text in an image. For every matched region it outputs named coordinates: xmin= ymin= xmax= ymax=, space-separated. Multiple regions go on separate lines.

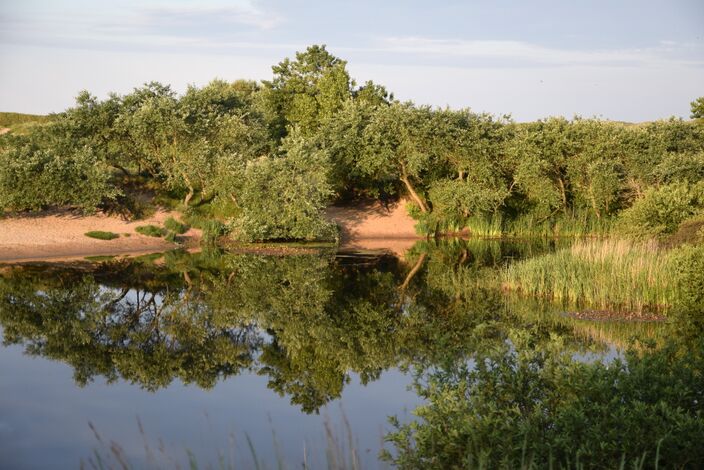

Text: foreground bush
xmin=230 ymin=137 xmax=337 ymax=242
xmin=383 ymin=334 xmax=704 ymax=469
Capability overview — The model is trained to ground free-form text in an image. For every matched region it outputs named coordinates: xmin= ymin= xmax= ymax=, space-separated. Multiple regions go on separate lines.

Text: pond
xmin=0 ymin=240 xmax=698 ymax=469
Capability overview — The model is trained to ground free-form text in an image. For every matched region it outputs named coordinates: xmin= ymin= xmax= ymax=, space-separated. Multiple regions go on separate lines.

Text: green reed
xmin=502 ymin=239 xmax=678 ymax=313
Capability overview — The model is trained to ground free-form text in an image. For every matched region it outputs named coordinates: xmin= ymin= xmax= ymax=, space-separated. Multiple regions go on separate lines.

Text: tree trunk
xmin=184 ymin=187 xmax=194 ymax=207
xmin=557 ymin=177 xmax=568 ymax=215
xmin=400 ymin=253 xmax=427 ymax=292
xmin=400 ymin=165 xmax=428 ymax=213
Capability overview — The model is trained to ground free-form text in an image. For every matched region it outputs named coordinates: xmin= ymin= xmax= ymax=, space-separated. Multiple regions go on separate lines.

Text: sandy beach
xmin=0 ymin=209 xmax=199 ymax=263
xmin=0 ymin=200 xmax=421 ymax=262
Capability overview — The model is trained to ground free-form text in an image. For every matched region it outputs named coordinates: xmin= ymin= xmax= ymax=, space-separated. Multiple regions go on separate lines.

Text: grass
xmin=502 ymin=239 xmax=677 ymax=313
xmin=164 ymin=216 xmax=189 ymax=234
xmin=84 ymin=231 xmax=120 ymax=240
xmin=135 ymin=225 xmax=166 ymax=237
xmin=0 ymin=111 xmax=51 ymax=128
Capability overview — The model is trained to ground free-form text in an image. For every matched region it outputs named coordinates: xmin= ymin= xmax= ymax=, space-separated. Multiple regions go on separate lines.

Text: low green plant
xmin=135 ymin=225 xmax=166 ymax=237
xmin=201 ymin=220 xmax=226 ymax=245
xmin=84 ymin=231 xmax=119 ymax=240
xmin=164 ymin=217 xmax=189 ymax=234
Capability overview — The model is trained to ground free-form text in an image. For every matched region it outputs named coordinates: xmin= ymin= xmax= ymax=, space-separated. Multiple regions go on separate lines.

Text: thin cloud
xmin=140 ymin=1 xmax=285 ymax=31
xmin=375 ymin=36 xmax=704 ymax=67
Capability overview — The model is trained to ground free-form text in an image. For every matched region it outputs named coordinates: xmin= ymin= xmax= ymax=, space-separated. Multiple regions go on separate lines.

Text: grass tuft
xmin=135 ymin=225 xmax=166 ymax=237
xmin=164 ymin=217 xmax=189 ymax=235
xmin=85 ymin=231 xmax=120 ymax=240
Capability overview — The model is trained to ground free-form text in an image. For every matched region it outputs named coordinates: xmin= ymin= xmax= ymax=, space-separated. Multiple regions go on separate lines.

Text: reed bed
xmin=502 ymin=239 xmax=677 ymax=313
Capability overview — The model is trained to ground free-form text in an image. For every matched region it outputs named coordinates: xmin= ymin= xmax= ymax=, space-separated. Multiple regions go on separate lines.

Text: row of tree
xmin=1 ymin=45 xmax=703 ymax=240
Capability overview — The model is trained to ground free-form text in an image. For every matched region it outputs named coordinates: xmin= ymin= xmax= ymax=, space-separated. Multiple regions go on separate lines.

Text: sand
xmin=325 ymin=199 xmax=422 ymax=256
xmin=0 ymin=209 xmax=200 ymax=263
xmin=0 ymin=200 xmax=421 ymax=263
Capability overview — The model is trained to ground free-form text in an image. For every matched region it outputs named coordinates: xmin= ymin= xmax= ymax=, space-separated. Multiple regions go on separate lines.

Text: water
xmin=0 ymin=241 xmax=670 ymax=468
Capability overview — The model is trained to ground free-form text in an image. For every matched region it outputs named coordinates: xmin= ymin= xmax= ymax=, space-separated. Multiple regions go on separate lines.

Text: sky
xmin=0 ymin=0 xmax=702 ymax=121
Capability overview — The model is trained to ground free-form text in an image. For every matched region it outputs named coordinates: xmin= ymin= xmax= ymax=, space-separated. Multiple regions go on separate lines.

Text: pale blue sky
xmin=1 ymin=0 xmax=702 ymax=121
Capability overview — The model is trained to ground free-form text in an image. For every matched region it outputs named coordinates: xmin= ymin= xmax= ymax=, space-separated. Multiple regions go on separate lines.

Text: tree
xmin=691 ymin=96 xmax=704 ymax=119
xmin=0 ymin=136 xmax=120 ymax=213
xmin=230 ymin=130 xmax=337 ymax=241
xmin=263 ymin=45 xmax=353 ymax=139
xmin=358 ymin=103 xmax=436 ymax=213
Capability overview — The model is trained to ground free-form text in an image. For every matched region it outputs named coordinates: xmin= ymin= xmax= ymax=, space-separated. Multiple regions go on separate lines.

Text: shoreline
xmin=0 ymin=200 xmax=422 ymax=263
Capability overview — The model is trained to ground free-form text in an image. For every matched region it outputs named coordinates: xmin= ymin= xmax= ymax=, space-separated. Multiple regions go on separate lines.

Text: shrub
xmin=201 ymin=220 xmax=226 ymax=245
xmin=135 ymin=225 xmax=166 ymax=237
xmin=617 ymin=181 xmax=704 ymax=237
xmin=84 ymin=231 xmax=119 ymax=240
xmin=230 ymin=137 xmax=337 ymax=242
xmin=0 ymin=142 xmax=121 ymax=213
xmin=164 ymin=217 xmax=189 ymax=234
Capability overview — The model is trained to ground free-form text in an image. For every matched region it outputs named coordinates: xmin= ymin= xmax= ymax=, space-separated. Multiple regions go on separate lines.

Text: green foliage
xmin=502 ymin=239 xmax=676 ymax=312
xmin=164 ymin=217 xmax=189 ymax=234
xmin=2 ymin=47 xmax=703 ymax=241
xmin=135 ymin=225 xmax=166 ymax=237
xmin=264 ymin=44 xmax=353 ymax=138
xmin=691 ymin=96 xmax=704 ymax=119
xmin=230 ymin=133 xmax=337 ymax=242
xmin=617 ymin=181 xmax=704 ymax=237
xmin=384 ymin=334 xmax=704 ymax=469
xmin=0 ymin=139 xmax=121 ymax=213
xmin=0 ymin=112 xmax=51 ymax=128
xmin=84 ymin=231 xmax=119 ymax=240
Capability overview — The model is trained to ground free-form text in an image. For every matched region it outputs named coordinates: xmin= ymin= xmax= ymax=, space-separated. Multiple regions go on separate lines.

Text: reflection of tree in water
xmin=0 ymin=242 xmax=613 ymax=413
xmin=0 ymin=262 xmax=259 ymax=390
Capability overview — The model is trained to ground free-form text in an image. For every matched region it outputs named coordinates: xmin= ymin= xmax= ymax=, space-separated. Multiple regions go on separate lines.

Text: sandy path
xmin=0 ymin=210 xmax=199 ymax=263
xmin=325 ymin=200 xmax=422 ymax=256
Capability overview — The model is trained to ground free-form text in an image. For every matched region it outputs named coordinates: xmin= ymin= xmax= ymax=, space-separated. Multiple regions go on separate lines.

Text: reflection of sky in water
xmin=0 ymin=326 xmax=419 ymax=469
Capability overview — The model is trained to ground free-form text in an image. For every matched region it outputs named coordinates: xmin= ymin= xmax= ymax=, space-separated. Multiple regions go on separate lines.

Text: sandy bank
xmin=325 ymin=200 xmax=422 ymax=256
xmin=0 ymin=200 xmax=420 ymax=263
xmin=0 ymin=210 xmax=199 ymax=263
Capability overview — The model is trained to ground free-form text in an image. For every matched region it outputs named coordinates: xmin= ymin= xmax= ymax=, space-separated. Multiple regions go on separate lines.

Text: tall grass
xmin=463 ymin=212 xmax=614 ymax=238
xmin=502 ymin=239 xmax=676 ymax=313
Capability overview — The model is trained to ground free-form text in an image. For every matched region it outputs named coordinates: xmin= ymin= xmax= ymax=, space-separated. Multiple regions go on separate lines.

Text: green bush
xmin=230 ymin=137 xmax=337 ymax=242
xmin=135 ymin=225 xmax=166 ymax=237
xmin=164 ymin=217 xmax=189 ymax=234
xmin=0 ymin=142 xmax=121 ymax=213
xmin=617 ymin=182 xmax=704 ymax=237
xmin=201 ymin=220 xmax=226 ymax=245
xmin=84 ymin=231 xmax=119 ymax=240
xmin=384 ymin=336 xmax=704 ymax=469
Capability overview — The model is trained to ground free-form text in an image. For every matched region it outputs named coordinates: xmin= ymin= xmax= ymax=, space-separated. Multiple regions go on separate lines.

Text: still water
xmin=0 ymin=241 xmax=669 ymax=468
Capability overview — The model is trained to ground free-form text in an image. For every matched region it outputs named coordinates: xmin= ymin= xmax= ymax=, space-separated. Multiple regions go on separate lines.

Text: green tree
xmin=358 ymin=103 xmax=437 ymax=213
xmin=263 ymin=45 xmax=353 ymax=139
xmin=691 ymin=96 xmax=704 ymax=119
xmin=230 ymin=131 xmax=337 ymax=241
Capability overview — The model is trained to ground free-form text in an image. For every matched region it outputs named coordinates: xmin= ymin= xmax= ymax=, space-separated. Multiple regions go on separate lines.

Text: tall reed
xmin=501 ymin=239 xmax=677 ymax=313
